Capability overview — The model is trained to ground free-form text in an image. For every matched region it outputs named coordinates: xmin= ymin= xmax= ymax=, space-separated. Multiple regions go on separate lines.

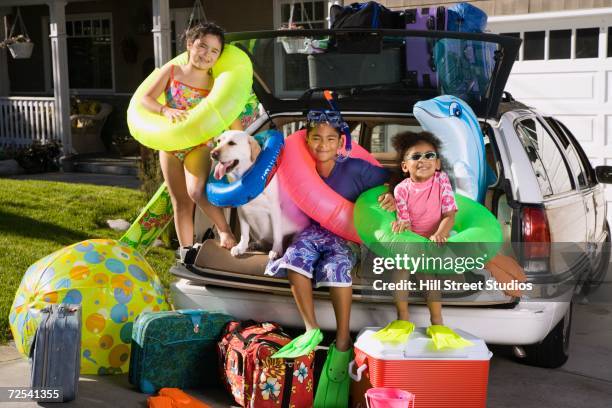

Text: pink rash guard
xmin=394 ymin=171 xmax=458 ymax=237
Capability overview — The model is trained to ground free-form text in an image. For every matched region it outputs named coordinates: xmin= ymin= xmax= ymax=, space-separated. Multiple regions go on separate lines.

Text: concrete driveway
xmin=1 ymin=302 xmax=610 ymax=407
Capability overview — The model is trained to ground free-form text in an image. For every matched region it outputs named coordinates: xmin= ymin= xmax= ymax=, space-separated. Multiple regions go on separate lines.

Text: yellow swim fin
xmin=426 ymin=325 xmax=473 ymax=350
xmin=372 ymin=320 xmax=415 ymax=344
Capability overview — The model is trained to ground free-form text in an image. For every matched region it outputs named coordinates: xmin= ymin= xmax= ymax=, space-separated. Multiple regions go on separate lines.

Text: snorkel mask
xmin=306 ymin=90 xmax=352 ymax=162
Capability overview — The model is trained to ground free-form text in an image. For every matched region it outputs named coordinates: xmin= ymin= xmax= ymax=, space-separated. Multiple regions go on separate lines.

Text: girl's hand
xmin=218 ymin=231 xmax=237 ymax=249
xmin=162 ymin=106 xmax=189 ymax=123
xmin=378 ymin=192 xmax=396 ymax=212
xmin=392 ymin=220 xmax=411 ymax=233
xmin=429 ymin=232 xmax=448 ymax=245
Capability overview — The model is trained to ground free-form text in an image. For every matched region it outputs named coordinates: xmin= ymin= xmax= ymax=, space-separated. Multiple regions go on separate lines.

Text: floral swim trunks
xmin=167 ymin=142 xmax=209 ymax=163
xmin=265 ymin=224 xmax=358 ymax=288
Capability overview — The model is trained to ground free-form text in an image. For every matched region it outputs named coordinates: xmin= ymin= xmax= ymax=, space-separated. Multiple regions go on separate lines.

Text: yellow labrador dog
xmin=211 ymin=130 xmax=310 ymax=259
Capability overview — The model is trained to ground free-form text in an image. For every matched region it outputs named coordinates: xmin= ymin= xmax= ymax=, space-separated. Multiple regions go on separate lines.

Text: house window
xmin=549 ymin=29 xmax=571 ymax=60
xmin=576 ymin=27 xmax=599 ymax=58
xmin=279 ymin=1 xmax=327 ymax=29
xmin=274 ymin=1 xmax=330 ymax=96
xmin=498 ymin=25 xmax=607 ymax=61
xmin=66 ymin=15 xmax=113 ymax=90
xmin=523 ymin=31 xmax=544 ymax=60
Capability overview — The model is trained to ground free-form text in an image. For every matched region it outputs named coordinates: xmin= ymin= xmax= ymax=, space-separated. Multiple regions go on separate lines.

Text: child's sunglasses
xmin=306 ymin=110 xmax=345 ymax=128
xmin=405 ymin=151 xmax=439 ymax=161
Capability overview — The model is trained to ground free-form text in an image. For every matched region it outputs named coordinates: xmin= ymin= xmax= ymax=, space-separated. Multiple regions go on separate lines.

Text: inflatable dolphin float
xmin=413 ymin=95 xmax=493 ymax=203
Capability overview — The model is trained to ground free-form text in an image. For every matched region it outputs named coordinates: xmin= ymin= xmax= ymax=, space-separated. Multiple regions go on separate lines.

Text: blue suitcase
xmin=433 ymin=39 xmax=496 ymax=104
xmin=30 ymin=304 xmax=81 ymax=402
xmin=447 ymin=3 xmax=488 ymax=33
xmin=129 ymin=309 xmax=233 ymax=394
xmin=433 ymin=3 xmax=495 ymax=104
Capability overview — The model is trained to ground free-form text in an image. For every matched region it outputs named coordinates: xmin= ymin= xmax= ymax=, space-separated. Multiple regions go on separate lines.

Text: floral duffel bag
xmin=218 ymin=321 xmax=315 ymax=408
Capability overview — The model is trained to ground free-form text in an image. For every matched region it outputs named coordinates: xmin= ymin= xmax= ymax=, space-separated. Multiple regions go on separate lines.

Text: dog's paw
xmin=268 ymin=250 xmax=279 ymax=260
xmin=231 ymin=245 xmax=247 ymax=257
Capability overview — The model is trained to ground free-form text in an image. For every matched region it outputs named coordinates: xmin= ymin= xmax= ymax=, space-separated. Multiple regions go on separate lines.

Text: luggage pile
xmin=129 ymin=312 xmax=316 ymax=408
xmin=302 ymin=2 xmax=495 ymax=105
xmin=25 ymin=303 xmax=493 ymax=407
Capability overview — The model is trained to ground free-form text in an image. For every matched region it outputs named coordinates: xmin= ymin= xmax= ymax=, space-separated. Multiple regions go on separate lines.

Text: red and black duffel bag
xmin=218 ymin=321 xmax=315 ymax=408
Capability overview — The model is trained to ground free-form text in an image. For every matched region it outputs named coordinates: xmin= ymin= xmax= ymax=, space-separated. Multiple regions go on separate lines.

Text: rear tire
xmin=521 ymin=302 xmax=572 ymax=368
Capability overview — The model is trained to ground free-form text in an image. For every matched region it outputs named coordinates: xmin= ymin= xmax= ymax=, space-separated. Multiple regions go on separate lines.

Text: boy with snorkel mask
xmin=266 ymin=92 xmax=394 ymax=407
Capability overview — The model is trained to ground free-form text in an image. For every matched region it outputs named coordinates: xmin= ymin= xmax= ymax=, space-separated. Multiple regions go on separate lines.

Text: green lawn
xmin=0 ymin=179 xmax=176 ymax=343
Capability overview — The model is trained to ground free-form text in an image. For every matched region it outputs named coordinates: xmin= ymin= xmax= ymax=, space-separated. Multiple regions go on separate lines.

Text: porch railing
xmin=0 ymin=97 xmax=57 ymax=147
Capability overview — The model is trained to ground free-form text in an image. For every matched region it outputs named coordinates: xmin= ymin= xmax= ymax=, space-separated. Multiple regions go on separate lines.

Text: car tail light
xmin=522 ymin=207 xmax=551 ymax=262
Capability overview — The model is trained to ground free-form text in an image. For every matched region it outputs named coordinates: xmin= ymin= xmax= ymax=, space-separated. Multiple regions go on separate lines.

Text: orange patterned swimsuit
xmin=165 ymin=65 xmax=211 ymax=162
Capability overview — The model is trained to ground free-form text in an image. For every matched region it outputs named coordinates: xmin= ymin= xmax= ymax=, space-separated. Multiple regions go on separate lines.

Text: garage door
xmin=488 ymin=8 xmax=612 ymax=216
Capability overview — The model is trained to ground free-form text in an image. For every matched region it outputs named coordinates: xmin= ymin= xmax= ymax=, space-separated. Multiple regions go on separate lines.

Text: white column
xmin=152 ymin=0 xmax=171 ymax=68
xmin=0 ymin=9 xmax=10 ymax=96
xmin=48 ymin=0 xmax=72 ymax=155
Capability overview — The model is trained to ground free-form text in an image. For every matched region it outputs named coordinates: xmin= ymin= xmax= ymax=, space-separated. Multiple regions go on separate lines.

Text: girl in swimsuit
xmin=141 ymin=23 xmax=241 ymax=263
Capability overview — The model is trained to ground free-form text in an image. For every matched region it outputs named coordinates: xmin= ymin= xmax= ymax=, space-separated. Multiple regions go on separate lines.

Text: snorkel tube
xmin=323 ymin=90 xmax=352 ymax=161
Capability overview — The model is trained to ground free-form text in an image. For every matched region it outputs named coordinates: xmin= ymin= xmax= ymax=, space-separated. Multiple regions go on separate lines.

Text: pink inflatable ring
xmin=278 ymin=129 xmax=381 ymax=243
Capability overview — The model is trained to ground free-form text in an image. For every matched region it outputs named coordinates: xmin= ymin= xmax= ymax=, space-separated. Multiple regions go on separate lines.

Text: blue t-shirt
xmin=321 ymin=158 xmax=389 ymax=202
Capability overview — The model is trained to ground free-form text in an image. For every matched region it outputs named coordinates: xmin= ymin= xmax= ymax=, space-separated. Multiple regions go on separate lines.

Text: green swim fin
xmin=426 ymin=325 xmax=473 ymax=350
xmin=314 ymin=344 xmax=352 ymax=408
xmin=372 ymin=320 xmax=415 ymax=344
xmin=271 ymin=328 xmax=323 ymax=359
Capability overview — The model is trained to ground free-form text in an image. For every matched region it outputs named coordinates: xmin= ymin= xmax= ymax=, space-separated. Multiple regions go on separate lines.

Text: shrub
xmin=5 ymin=141 xmax=62 ymax=173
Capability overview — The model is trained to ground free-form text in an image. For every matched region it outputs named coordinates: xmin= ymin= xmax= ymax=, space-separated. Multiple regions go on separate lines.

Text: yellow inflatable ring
xmin=127 ymin=44 xmax=253 ymax=151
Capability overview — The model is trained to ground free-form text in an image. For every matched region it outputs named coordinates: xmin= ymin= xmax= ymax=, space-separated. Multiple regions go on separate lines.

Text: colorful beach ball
xmin=9 ymin=239 xmax=169 ymax=375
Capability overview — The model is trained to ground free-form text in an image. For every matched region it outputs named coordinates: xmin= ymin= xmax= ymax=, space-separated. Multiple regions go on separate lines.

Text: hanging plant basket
xmin=278 ymin=36 xmax=309 ymax=54
xmin=2 ymin=8 xmax=34 ymax=59
xmin=7 ymin=41 xmax=34 ymax=59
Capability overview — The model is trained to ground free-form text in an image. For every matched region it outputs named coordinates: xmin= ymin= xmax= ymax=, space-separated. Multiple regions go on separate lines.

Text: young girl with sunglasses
xmin=374 ymin=131 xmax=472 ymax=349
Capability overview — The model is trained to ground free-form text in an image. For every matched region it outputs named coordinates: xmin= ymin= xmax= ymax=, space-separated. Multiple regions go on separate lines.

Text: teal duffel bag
xmin=129 ymin=309 xmax=233 ymax=394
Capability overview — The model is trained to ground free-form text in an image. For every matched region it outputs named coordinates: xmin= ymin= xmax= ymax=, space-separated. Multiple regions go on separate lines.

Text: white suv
xmin=169 ymin=29 xmax=611 ymax=369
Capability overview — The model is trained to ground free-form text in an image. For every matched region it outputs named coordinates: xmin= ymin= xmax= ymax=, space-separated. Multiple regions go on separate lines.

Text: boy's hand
xmin=392 ymin=220 xmax=410 ymax=233
xmin=162 ymin=107 xmax=189 ymax=123
xmin=378 ymin=192 xmax=396 ymax=212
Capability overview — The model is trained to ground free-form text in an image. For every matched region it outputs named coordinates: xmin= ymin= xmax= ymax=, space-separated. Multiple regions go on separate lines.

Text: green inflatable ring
xmin=355 ymin=185 xmax=503 ymax=274
xmin=127 ymin=44 xmax=253 ymax=151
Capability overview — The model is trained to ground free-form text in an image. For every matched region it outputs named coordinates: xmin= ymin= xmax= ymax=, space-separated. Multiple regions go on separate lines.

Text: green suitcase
xmin=129 ymin=309 xmax=233 ymax=394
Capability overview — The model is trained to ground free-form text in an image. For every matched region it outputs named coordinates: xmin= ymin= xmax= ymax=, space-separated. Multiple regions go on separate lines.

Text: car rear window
xmin=370 ymin=124 xmax=421 ymax=153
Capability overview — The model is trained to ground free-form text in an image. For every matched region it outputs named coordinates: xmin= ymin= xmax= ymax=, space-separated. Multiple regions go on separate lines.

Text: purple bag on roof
xmin=404 ymin=6 xmax=448 ymax=89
